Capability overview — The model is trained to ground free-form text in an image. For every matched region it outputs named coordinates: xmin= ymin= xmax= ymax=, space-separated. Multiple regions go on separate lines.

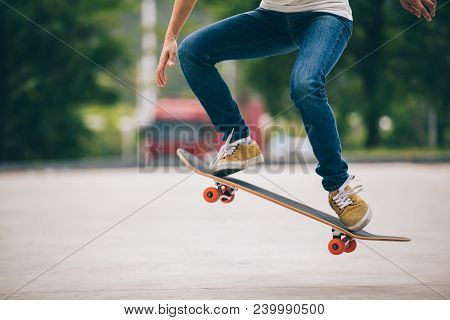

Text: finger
xmin=402 ymin=2 xmax=422 ymax=18
xmin=155 ymin=68 xmax=160 ymax=87
xmin=413 ymin=0 xmax=432 ymax=21
xmin=422 ymin=0 xmax=436 ymax=17
xmin=156 ymin=65 xmax=167 ymax=87
xmin=156 ymin=55 xmax=169 ymax=87
xmin=155 ymin=68 xmax=162 ymax=87
xmin=410 ymin=5 xmax=423 ymax=18
xmin=155 ymin=66 xmax=163 ymax=87
xmin=156 ymin=68 xmax=167 ymax=88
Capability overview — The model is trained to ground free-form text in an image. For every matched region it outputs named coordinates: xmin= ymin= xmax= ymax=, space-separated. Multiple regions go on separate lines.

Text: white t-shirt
xmin=260 ymin=0 xmax=352 ymax=21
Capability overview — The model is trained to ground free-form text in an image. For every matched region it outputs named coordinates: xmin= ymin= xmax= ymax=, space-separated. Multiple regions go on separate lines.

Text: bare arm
xmin=156 ymin=0 xmax=197 ymax=88
xmin=399 ymin=0 xmax=436 ymax=21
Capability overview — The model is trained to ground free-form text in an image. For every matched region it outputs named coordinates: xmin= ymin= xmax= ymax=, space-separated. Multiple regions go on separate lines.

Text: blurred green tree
xmin=386 ymin=0 xmax=450 ymax=147
xmin=0 ymin=0 xmax=136 ymax=160
xmin=345 ymin=2 xmax=388 ymax=147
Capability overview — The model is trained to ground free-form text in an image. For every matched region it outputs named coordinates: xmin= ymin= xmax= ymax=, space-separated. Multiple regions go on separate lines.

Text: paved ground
xmin=0 ymin=163 xmax=449 ymax=299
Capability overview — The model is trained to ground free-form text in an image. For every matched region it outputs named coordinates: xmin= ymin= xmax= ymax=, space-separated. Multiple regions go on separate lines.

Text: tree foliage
xmin=0 ymin=0 xmax=136 ymax=160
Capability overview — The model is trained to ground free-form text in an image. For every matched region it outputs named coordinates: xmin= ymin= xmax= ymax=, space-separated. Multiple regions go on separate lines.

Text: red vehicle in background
xmin=144 ymin=97 xmax=265 ymax=163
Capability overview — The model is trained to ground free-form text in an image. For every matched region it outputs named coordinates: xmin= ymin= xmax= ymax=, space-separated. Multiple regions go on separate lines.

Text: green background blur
xmin=1 ymin=0 xmax=449 ymax=162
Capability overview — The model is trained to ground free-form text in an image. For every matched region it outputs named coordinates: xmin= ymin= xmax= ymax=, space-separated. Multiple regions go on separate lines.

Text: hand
xmin=399 ymin=0 xmax=437 ymax=21
xmin=156 ymin=37 xmax=178 ymax=88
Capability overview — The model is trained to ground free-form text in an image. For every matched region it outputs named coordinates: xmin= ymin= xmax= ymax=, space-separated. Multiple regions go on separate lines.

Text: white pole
xmin=136 ymin=0 xmax=157 ymax=126
xmin=428 ymin=107 xmax=437 ymax=148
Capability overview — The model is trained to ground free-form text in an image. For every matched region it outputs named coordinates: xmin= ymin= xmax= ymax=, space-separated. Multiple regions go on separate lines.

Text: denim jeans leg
xmin=290 ymin=13 xmax=352 ymax=191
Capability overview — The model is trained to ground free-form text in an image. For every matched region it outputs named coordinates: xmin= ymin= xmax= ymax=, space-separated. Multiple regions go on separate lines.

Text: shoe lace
xmin=209 ymin=130 xmax=239 ymax=169
xmin=332 ymin=175 xmax=363 ymax=210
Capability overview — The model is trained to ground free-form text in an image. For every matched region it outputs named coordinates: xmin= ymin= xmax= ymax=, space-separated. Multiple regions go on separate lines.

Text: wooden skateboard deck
xmin=177 ymin=149 xmax=410 ymax=254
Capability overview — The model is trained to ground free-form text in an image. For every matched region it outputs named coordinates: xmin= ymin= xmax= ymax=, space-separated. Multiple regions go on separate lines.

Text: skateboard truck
xmin=202 ymin=181 xmax=237 ymax=204
xmin=328 ymin=228 xmax=357 ymax=255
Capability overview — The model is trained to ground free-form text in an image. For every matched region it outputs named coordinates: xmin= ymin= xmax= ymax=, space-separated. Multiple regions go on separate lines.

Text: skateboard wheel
xmin=203 ymin=187 xmax=220 ymax=203
xmin=328 ymin=238 xmax=345 ymax=255
xmin=344 ymin=239 xmax=357 ymax=253
xmin=220 ymin=194 xmax=235 ymax=203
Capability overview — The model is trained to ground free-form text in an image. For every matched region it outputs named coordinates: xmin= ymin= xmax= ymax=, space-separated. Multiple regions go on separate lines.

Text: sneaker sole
xmin=213 ymin=154 xmax=264 ymax=175
xmin=347 ymin=206 xmax=373 ymax=231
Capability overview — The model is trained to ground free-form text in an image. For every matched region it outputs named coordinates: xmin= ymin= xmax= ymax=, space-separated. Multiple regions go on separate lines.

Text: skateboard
xmin=177 ymin=149 xmax=411 ymax=255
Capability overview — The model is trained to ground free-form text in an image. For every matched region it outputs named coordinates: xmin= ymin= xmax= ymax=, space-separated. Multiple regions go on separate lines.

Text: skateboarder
xmin=156 ymin=0 xmax=436 ymax=231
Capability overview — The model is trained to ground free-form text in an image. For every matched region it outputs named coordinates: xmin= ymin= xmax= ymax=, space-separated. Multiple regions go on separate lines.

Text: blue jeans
xmin=178 ymin=8 xmax=352 ymax=191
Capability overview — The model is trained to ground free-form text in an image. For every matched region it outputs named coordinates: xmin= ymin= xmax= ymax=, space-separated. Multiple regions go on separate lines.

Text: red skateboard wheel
xmin=344 ymin=239 xmax=357 ymax=253
xmin=328 ymin=238 xmax=345 ymax=255
xmin=203 ymin=187 xmax=220 ymax=203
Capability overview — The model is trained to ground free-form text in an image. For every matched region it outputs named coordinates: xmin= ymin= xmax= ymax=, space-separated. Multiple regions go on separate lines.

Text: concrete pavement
xmin=0 ymin=163 xmax=449 ymax=299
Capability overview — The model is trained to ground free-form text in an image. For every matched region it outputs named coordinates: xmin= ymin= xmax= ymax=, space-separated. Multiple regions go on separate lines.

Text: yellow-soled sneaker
xmin=209 ymin=134 xmax=264 ymax=177
xmin=328 ymin=175 xmax=372 ymax=231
